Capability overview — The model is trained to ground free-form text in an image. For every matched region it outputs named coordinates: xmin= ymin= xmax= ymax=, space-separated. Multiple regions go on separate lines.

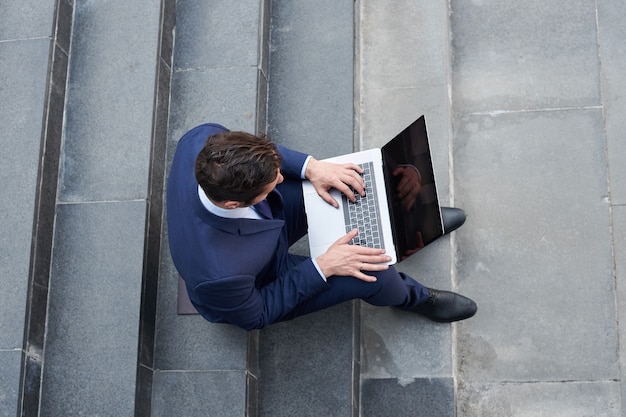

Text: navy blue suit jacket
xmin=167 ymin=123 xmax=329 ymax=330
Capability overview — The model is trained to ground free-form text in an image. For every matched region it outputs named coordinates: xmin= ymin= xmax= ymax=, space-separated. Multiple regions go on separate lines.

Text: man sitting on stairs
xmin=166 ymin=123 xmax=477 ymax=331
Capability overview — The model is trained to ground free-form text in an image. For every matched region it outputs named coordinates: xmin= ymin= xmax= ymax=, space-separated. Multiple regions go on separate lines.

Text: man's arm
xmin=192 ymin=258 xmax=328 ymax=330
xmin=191 ymin=236 xmax=391 ymax=331
xmin=276 ymin=145 xmax=309 ymax=178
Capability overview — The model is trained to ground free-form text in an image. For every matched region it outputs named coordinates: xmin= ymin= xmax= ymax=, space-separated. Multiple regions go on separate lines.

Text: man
xmin=167 ymin=123 xmax=476 ymax=331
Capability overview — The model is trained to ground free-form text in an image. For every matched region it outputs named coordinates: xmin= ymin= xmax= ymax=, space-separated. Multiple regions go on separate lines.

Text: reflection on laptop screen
xmin=382 ymin=116 xmax=443 ymax=261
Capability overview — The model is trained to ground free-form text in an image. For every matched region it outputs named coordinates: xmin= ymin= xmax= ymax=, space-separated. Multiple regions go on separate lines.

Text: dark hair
xmin=195 ymin=131 xmax=282 ymax=205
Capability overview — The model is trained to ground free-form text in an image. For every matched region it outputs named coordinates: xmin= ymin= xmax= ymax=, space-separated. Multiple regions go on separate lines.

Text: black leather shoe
xmin=411 ymin=288 xmax=477 ymax=323
xmin=441 ymin=207 xmax=466 ymax=234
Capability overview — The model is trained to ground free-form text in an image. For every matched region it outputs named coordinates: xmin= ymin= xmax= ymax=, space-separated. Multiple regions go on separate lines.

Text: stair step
xmin=36 ymin=0 xmax=169 ymax=414
xmin=0 ymin=0 xmax=71 ymax=414
xmin=0 ymin=33 xmax=51 ymax=414
xmin=258 ymin=1 xmax=356 ymax=416
xmin=150 ymin=1 xmax=270 ymax=415
xmin=258 ymin=304 xmax=359 ymax=417
xmin=41 ymin=202 xmax=146 ymax=415
xmin=356 ymin=0 xmax=457 ymax=413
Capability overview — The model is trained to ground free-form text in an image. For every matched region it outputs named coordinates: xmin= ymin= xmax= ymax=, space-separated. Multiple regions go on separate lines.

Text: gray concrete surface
xmin=36 ymin=0 xmax=166 ymax=415
xmin=2 ymin=0 xmax=625 ymax=415
xmin=152 ymin=1 xmax=268 ymax=416
xmin=359 ymin=0 xmax=626 ymax=415
xmin=450 ymin=1 xmax=625 ymax=415
xmin=258 ymin=1 xmax=357 ymax=416
xmin=357 ymin=1 xmax=458 ymax=415
xmin=0 ymin=1 xmax=58 ymax=414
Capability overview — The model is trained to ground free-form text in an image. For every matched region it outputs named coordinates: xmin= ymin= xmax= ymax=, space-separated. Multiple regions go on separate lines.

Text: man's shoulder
xmin=185 ymin=123 xmax=229 ymax=137
xmin=179 ymin=123 xmax=229 ymax=146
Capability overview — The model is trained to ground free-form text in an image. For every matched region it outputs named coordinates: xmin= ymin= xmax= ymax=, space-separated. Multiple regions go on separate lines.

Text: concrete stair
xmin=151 ymin=0 xmax=269 ymax=415
xmin=2 ymin=0 xmax=457 ymax=415
xmin=1 ymin=0 xmax=69 ymax=415
xmin=1 ymin=0 xmax=173 ymax=415
xmin=258 ymin=1 xmax=358 ymax=416
xmin=153 ymin=1 xmax=457 ymax=416
xmin=5 ymin=0 xmax=626 ymax=416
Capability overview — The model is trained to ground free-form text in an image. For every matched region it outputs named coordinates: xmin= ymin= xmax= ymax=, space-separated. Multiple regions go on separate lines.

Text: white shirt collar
xmin=198 ymin=185 xmax=262 ymax=219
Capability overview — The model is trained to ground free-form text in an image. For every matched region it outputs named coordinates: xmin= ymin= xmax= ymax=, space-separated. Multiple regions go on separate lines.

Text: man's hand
xmin=315 ymin=229 xmax=391 ymax=282
xmin=305 ymin=158 xmax=365 ymax=208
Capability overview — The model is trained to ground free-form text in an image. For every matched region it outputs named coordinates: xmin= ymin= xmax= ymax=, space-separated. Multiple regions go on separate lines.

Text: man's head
xmin=195 ymin=131 xmax=283 ymax=206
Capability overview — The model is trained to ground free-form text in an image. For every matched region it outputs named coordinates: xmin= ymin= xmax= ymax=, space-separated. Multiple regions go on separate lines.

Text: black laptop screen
xmin=381 ymin=116 xmax=443 ymax=261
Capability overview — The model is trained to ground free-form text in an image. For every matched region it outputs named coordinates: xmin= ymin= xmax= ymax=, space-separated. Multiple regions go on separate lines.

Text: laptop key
xmin=342 ymin=162 xmax=385 ymax=249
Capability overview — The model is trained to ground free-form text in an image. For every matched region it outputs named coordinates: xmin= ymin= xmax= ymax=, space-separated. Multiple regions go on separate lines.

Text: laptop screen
xmin=381 ymin=116 xmax=443 ymax=261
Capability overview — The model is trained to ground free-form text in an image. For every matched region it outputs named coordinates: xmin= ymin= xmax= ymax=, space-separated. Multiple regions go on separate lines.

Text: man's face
xmin=247 ymin=169 xmax=284 ymax=206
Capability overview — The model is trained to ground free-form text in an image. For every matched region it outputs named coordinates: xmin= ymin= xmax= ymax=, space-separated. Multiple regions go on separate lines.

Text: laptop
xmin=302 ymin=115 xmax=443 ymax=264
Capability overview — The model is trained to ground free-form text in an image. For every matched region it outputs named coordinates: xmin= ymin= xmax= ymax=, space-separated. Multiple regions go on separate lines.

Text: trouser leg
xmin=277 ymin=266 xmax=430 ymax=322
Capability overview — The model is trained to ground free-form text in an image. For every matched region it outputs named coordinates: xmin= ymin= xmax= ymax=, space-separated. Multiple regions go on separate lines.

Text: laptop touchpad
xmin=304 ymin=191 xmax=345 ymax=247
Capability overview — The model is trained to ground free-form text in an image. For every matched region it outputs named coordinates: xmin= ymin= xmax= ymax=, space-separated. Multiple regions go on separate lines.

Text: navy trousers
xmin=273 ymin=178 xmax=430 ymax=322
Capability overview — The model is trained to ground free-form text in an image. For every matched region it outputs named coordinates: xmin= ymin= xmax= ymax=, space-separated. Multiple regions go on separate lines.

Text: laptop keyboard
xmin=342 ymin=162 xmax=384 ymax=249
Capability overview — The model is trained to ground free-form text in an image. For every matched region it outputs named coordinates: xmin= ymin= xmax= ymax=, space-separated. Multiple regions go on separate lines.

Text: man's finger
xmin=351 ymin=244 xmax=387 ymax=256
xmin=344 ymin=163 xmax=364 ymax=175
xmin=353 ymin=271 xmax=378 ymax=282
xmin=332 ymin=182 xmax=357 ymax=203
xmin=334 ymin=228 xmax=358 ymax=245
xmin=344 ymin=171 xmax=366 ymax=196
xmin=360 ymin=254 xmax=392 ymax=265
xmin=318 ymin=190 xmax=339 ymax=208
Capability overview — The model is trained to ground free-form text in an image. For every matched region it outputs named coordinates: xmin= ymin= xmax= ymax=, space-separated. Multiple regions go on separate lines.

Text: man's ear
xmin=223 ymin=200 xmax=242 ymax=209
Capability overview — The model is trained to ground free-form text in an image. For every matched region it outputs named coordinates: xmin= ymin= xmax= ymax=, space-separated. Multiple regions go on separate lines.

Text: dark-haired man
xmin=167 ymin=123 xmax=476 ymax=330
